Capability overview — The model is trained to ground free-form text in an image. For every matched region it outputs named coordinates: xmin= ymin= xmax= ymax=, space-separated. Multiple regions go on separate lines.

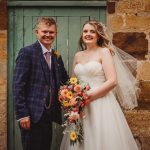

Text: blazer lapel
xmin=51 ymin=49 xmax=60 ymax=89
xmin=34 ymin=41 xmax=50 ymax=84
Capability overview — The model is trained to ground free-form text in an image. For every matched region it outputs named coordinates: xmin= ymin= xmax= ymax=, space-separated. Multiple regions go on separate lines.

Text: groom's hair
xmin=35 ymin=17 xmax=57 ymax=30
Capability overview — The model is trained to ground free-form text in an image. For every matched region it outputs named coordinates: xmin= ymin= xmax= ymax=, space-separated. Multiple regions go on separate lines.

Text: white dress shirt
xmin=38 ymin=40 xmax=52 ymax=68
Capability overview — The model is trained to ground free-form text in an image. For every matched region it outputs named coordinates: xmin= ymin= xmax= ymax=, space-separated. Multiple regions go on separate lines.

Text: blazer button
xmin=43 ymin=98 xmax=46 ymax=101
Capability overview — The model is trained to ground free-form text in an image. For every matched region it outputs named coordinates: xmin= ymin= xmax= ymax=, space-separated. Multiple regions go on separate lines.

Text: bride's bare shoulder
xmin=73 ymin=51 xmax=84 ymax=64
xmin=98 ymin=47 xmax=111 ymax=56
xmin=99 ymin=47 xmax=109 ymax=52
xmin=74 ymin=51 xmax=84 ymax=59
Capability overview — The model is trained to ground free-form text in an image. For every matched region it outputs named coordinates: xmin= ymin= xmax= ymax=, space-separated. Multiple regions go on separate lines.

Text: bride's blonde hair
xmin=79 ymin=20 xmax=114 ymax=55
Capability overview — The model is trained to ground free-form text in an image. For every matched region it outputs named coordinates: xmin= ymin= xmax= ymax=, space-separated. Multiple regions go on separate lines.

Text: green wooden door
xmin=8 ymin=6 xmax=106 ymax=150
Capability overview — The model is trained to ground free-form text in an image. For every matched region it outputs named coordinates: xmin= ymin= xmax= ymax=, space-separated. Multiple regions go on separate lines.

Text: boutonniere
xmin=53 ymin=50 xmax=60 ymax=59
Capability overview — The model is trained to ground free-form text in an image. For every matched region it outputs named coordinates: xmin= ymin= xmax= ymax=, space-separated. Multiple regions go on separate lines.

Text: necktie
xmin=45 ymin=51 xmax=54 ymax=109
xmin=45 ymin=51 xmax=51 ymax=69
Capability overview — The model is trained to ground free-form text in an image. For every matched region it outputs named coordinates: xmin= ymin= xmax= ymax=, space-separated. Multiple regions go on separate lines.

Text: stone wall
xmin=0 ymin=0 xmax=7 ymax=149
xmin=107 ymin=0 xmax=150 ymax=150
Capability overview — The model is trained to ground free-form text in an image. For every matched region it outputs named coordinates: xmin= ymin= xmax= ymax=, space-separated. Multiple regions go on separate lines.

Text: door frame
xmin=7 ymin=1 xmax=106 ymax=7
xmin=7 ymin=1 xmax=107 ymax=150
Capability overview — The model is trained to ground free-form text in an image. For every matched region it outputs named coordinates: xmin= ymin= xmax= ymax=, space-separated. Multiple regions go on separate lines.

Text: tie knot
xmin=45 ymin=51 xmax=51 ymax=56
xmin=45 ymin=51 xmax=51 ymax=59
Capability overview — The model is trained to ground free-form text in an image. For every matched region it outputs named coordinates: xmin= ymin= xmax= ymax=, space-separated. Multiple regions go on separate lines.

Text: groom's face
xmin=35 ymin=22 xmax=57 ymax=49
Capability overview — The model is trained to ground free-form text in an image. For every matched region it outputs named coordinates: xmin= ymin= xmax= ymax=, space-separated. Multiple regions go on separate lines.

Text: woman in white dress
xmin=60 ymin=20 xmax=139 ymax=150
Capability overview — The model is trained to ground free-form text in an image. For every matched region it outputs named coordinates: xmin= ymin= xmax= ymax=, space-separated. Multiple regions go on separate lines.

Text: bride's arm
xmin=88 ymin=48 xmax=117 ymax=101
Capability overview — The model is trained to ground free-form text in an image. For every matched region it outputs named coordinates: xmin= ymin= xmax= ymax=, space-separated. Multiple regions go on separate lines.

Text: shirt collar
xmin=38 ymin=40 xmax=52 ymax=55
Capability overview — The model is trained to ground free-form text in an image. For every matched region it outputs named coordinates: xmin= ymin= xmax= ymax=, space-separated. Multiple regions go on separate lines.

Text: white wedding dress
xmin=60 ymin=61 xmax=138 ymax=150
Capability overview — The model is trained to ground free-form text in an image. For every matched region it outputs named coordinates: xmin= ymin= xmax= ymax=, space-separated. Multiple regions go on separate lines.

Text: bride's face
xmin=82 ymin=23 xmax=98 ymax=46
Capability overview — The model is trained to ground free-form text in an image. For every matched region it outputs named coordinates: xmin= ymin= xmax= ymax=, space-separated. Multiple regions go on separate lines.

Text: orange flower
xmin=69 ymin=98 xmax=77 ymax=106
xmin=60 ymin=89 xmax=68 ymax=97
xmin=54 ymin=50 xmax=60 ymax=58
xmin=74 ymin=84 xmax=82 ymax=93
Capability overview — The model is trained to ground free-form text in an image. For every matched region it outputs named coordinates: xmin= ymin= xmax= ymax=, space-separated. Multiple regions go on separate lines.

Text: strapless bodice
xmin=74 ymin=61 xmax=106 ymax=88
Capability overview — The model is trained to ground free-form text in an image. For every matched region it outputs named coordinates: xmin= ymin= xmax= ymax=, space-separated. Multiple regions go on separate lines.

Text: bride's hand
xmin=88 ymin=92 xmax=96 ymax=102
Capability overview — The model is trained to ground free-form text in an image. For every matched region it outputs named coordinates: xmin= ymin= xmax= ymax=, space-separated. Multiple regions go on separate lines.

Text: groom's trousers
xmin=20 ymin=111 xmax=53 ymax=150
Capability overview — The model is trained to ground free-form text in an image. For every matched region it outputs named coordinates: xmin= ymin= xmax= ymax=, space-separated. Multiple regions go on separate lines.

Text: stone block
xmin=0 ymin=135 xmax=7 ymax=150
xmin=0 ymin=31 xmax=7 ymax=51
xmin=113 ymin=32 xmax=148 ymax=58
xmin=0 ymin=100 xmax=7 ymax=150
xmin=145 ymin=5 xmax=150 ymax=12
xmin=137 ymin=61 xmax=150 ymax=80
xmin=143 ymin=0 xmax=150 ymax=12
xmin=139 ymin=81 xmax=150 ymax=102
xmin=140 ymin=137 xmax=150 ymax=150
xmin=0 ymin=61 xmax=7 ymax=79
xmin=0 ymin=100 xmax=7 ymax=116
xmin=0 ymin=84 xmax=6 ymax=96
xmin=136 ymin=101 xmax=150 ymax=110
xmin=125 ymin=14 xmax=150 ymax=30
xmin=107 ymin=15 xmax=124 ymax=32
xmin=116 ymin=0 xmax=145 ymax=13
xmin=0 ymin=31 xmax=6 ymax=39
xmin=107 ymin=1 xmax=116 ymax=14
xmin=125 ymin=108 xmax=150 ymax=150
xmin=0 ymin=50 xmax=7 ymax=60
xmin=0 ymin=0 xmax=7 ymax=30
xmin=125 ymin=110 xmax=150 ymax=138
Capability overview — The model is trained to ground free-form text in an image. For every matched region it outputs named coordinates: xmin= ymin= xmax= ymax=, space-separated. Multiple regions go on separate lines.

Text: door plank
xmin=14 ymin=8 xmax=24 ymax=58
xmin=23 ymin=8 xmax=55 ymax=16
xmin=55 ymin=7 xmax=100 ymax=16
xmin=68 ymin=16 xmax=81 ymax=75
xmin=57 ymin=16 xmax=69 ymax=72
xmin=99 ymin=7 xmax=106 ymax=23
xmin=14 ymin=8 xmax=24 ymax=150
xmin=8 ymin=8 xmax=15 ymax=150
xmin=24 ymin=16 xmax=33 ymax=46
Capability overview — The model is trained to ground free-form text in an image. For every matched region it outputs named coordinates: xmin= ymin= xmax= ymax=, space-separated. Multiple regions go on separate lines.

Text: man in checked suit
xmin=13 ymin=17 xmax=69 ymax=150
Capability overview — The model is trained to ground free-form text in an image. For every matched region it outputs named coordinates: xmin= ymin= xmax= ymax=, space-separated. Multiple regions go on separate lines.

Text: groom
xmin=13 ymin=17 xmax=69 ymax=150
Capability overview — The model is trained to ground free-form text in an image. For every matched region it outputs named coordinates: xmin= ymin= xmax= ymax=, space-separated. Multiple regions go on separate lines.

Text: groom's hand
xmin=19 ymin=117 xmax=31 ymax=130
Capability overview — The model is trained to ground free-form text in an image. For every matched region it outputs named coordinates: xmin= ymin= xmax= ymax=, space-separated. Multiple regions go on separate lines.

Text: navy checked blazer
xmin=13 ymin=41 xmax=69 ymax=124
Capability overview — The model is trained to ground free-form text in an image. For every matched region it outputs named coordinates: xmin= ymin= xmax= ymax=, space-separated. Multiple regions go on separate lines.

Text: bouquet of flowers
xmin=59 ymin=77 xmax=90 ymax=145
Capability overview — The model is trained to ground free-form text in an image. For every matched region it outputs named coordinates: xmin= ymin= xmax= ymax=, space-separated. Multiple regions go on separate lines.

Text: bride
xmin=60 ymin=20 xmax=139 ymax=150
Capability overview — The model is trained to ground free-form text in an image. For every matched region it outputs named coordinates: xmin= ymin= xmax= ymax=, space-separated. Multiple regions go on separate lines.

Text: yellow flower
xmin=70 ymin=77 xmax=78 ymax=84
xmin=66 ymin=91 xmax=73 ymax=99
xmin=54 ymin=50 xmax=60 ymax=58
xmin=63 ymin=100 xmax=69 ymax=107
xmin=70 ymin=131 xmax=77 ymax=141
